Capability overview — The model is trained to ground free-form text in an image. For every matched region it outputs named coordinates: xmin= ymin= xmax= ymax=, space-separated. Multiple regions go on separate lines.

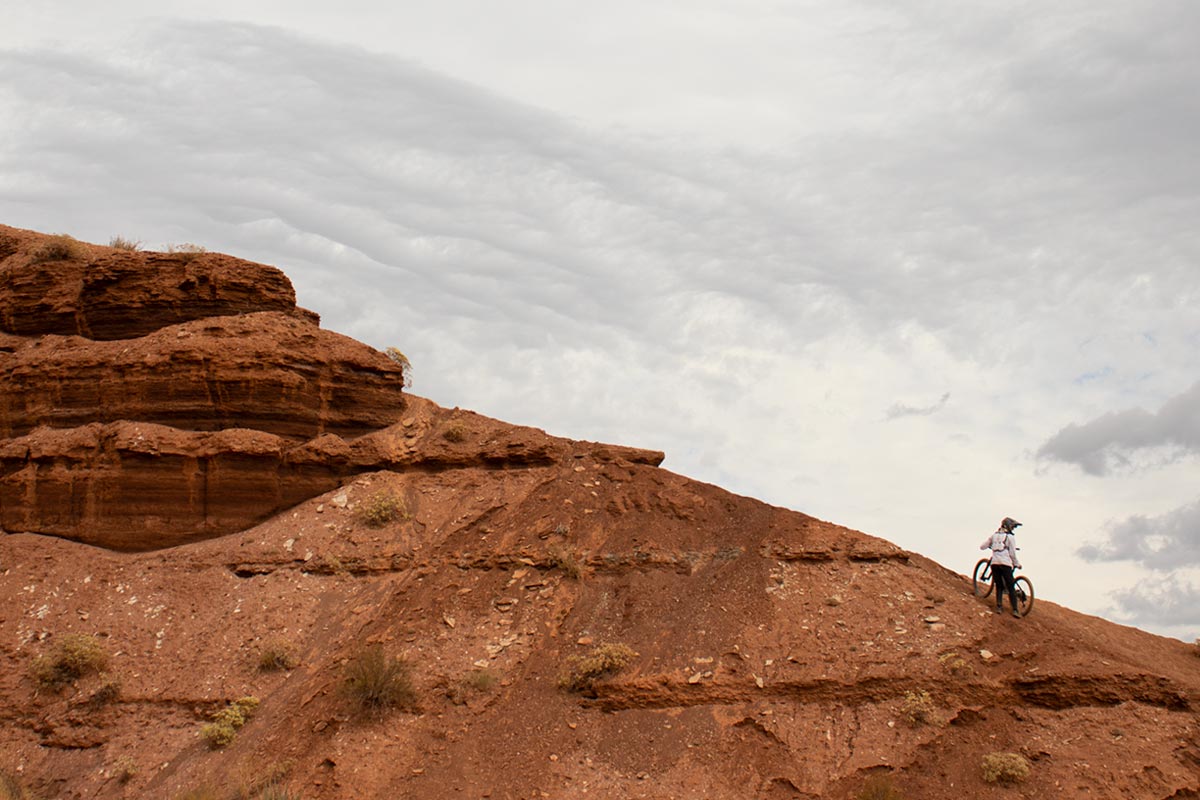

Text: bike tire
xmin=1015 ymin=575 xmax=1034 ymax=617
xmin=972 ymin=559 xmax=994 ymax=598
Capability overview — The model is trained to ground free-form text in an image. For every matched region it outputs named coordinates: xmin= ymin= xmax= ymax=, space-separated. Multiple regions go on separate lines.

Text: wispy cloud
xmin=886 ymin=392 xmax=950 ymax=420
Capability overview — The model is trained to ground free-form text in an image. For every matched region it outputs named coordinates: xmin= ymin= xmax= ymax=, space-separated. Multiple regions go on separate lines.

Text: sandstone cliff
xmin=0 ymin=226 xmax=1196 ymax=800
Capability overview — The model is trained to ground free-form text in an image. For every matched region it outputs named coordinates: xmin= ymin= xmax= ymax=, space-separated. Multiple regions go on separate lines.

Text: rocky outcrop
xmin=0 ymin=312 xmax=405 ymax=440
xmin=0 ymin=225 xmax=418 ymax=548
xmin=0 ymin=224 xmax=310 ymax=339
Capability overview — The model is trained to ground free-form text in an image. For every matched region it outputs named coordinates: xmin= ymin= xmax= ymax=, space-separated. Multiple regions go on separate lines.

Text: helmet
xmin=1000 ymin=517 xmax=1022 ymax=532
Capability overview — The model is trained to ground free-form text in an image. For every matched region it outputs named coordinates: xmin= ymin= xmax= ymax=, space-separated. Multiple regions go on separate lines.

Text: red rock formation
xmin=0 ymin=226 xmax=414 ymax=548
xmin=0 ymin=224 xmax=311 ymax=339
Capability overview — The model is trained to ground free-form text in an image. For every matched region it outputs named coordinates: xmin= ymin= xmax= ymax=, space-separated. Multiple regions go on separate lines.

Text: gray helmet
xmin=1000 ymin=517 xmax=1022 ymax=532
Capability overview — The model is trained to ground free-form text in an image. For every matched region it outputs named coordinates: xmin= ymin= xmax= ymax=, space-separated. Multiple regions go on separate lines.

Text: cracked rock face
xmin=1 ymin=225 xmax=1197 ymax=800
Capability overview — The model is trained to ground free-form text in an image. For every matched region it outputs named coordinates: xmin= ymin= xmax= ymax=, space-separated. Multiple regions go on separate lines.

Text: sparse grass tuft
xmin=357 ymin=491 xmax=407 ymax=528
xmin=30 ymin=633 xmax=109 ymax=690
xmin=856 ymin=774 xmax=904 ymax=800
xmin=0 ymin=770 xmax=35 ymax=800
xmin=200 ymin=696 xmax=259 ymax=748
xmin=112 ymin=755 xmax=138 ymax=783
xmin=166 ymin=242 xmax=207 ymax=262
xmin=442 ymin=423 xmax=467 ymax=443
xmin=108 ymin=235 xmax=142 ymax=251
xmin=548 ymin=545 xmax=586 ymax=580
xmin=342 ymin=645 xmax=416 ymax=715
xmin=558 ymin=643 xmax=637 ymax=693
xmin=981 ymin=752 xmax=1030 ymax=784
xmin=901 ymin=690 xmax=935 ymax=726
xmin=257 ymin=638 xmax=299 ymax=672
xmin=383 ymin=347 xmax=413 ymax=388
xmin=938 ymin=651 xmax=971 ymax=677
xmin=30 ymin=234 xmax=88 ymax=264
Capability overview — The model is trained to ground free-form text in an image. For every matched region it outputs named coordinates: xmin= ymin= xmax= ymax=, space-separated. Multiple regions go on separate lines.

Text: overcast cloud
xmin=2 ymin=1 xmax=1199 ymax=640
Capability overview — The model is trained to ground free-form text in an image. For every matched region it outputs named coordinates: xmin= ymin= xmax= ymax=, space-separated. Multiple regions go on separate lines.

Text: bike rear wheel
xmin=1014 ymin=575 xmax=1034 ymax=617
xmin=972 ymin=558 xmax=994 ymax=598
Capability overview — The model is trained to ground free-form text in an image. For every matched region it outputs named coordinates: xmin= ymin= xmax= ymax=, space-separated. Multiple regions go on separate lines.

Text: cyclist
xmin=980 ymin=517 xmax=1022 ymax=618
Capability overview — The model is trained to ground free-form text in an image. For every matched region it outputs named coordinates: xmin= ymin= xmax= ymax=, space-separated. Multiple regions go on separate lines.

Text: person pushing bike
xmin=980 ymin=517 xmax=1022 ymax=618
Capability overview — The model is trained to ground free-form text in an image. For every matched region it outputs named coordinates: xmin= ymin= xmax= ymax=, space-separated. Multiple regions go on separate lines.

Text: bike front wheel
xmin=972 ymin=559 xmax=994 ymax=598
xmin=1014 ymin=575 xmax=1034 ymax=617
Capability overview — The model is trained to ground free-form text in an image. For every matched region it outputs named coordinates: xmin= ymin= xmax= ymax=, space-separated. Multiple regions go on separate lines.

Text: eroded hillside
xmin=0 ymin=226 xmax=1197 ymax=800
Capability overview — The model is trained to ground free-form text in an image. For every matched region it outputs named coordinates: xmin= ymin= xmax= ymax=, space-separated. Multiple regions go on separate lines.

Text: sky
xmin=2 ymin=1 xmax=1198 ymax=640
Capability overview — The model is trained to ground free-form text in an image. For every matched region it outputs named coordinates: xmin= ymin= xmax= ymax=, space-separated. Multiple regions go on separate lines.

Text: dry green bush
xmin=981 ymin=752 xmax=1030 ymax=784
xmin=108 ymin=235 xmax=141 ymax=251
xmin=0 ymin=770 xmax=35 ymax=800
xmin=200 ymin=696 xmax=260 ymax=748
xmin=357 ymin=491 xmax=407 ymax=527
xmin=558 ymin=643 xmax=637 ymax=693
xmin=342 ymin=646 xmax=416 ymax=715
xmin=901 ymin=690 xmax=935 ymax=726
xmin=856 ymin=774 xmax=904 ymax=800
xmin=938 ymin=651 xmax=971 ymax=677
xmin=30 ymin=234 xmax=88 ymax=263
xmin=383 ymin=346 xmax=413 ymax=388
xmin=30 ymin=633 xmax=109 ymax=690
xmin=166 ymin=242 xmax=207 ymax=262
xmin=548 ymin=545 xmax=586 ymax=580
xmin=257 ymin=638 xmax=298 ymax=671
xmin=112 ymin=756 xmax=137 ymax=783
xmin=442 ymin=423 xmax=467 ymax=443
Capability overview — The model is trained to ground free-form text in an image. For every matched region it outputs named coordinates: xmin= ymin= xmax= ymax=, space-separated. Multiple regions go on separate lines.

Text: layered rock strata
xmin=0 ymin=226 xmax=420 ymax=548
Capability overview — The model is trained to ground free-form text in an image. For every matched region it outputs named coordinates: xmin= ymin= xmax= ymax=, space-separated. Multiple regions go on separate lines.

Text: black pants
xmin=991 ymin=564 xmax=1018 ymax=611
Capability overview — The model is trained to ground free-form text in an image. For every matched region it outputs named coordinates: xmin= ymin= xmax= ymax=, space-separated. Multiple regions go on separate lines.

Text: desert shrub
xmin=166 ymin=242 xmax=207 ymax=261
xmin=200 ymin=696 xmax=259 ymax=748
xmin=938 ymin=651 xmax=971 ymax=676
xmin=981 ymin=752 xmax=1030 ymax=784
xmin=342 ymin=646 xmax=416 ymax=714
xmin=30 ymin=234 xmax=88 ymax=263
xmin=558 ymin=643 xmax=637 ymax=693
xmin=0 ymin=770 xmax=35 ymax=800
xmin=856 ymin=774 xmax=904 ymax=800
xmin=901 ymin=690 xmax=935 ymax=725
xmin=446 ymin=668 xmax=500 ymax=705
xmin=30 ymin=633 xmax=109 ymax=690
xmin=257 ymin=638 xmax=298 ymax=671
xmin=112 ymin=755 xmax=137 ymax=783
xmin=442 ymin=423 xmax=467 ymax=443
xmin=383 ymin=347 xmax=413 ymax=388
xmin=357 ymin=491 xmax=407 ymax=527
xmin=108 ymin=235 xmax=141 ymax=251
xmin=548 ymin=545 xmax=586 ymax=580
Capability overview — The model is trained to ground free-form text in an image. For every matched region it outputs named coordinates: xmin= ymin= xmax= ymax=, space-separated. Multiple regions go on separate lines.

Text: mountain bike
xmin=972 ymin=558 xmax=1034 ymax=617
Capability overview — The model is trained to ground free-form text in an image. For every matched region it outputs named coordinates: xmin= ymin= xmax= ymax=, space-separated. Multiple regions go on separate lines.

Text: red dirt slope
xmin=0 ymin=227 xmax=1197 ymax=800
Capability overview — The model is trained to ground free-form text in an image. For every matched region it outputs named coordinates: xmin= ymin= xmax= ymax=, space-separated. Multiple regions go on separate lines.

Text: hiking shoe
xmin=1011 ymin=610 xmax=1022 ymax=618
xmin=993 ymin=607 xmax=1003 ymax=614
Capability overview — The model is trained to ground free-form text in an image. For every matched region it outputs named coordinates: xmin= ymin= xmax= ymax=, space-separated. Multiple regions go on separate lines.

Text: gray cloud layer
xmin=1038 ymin=381 xmax=1200 ymax=475
xmin=1080 ymin=498 xmax=1200 ymax=570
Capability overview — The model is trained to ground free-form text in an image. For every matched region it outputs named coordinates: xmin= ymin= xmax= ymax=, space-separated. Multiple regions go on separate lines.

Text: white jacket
xmin=980 ymin=530 xmax=1021 ymax=569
